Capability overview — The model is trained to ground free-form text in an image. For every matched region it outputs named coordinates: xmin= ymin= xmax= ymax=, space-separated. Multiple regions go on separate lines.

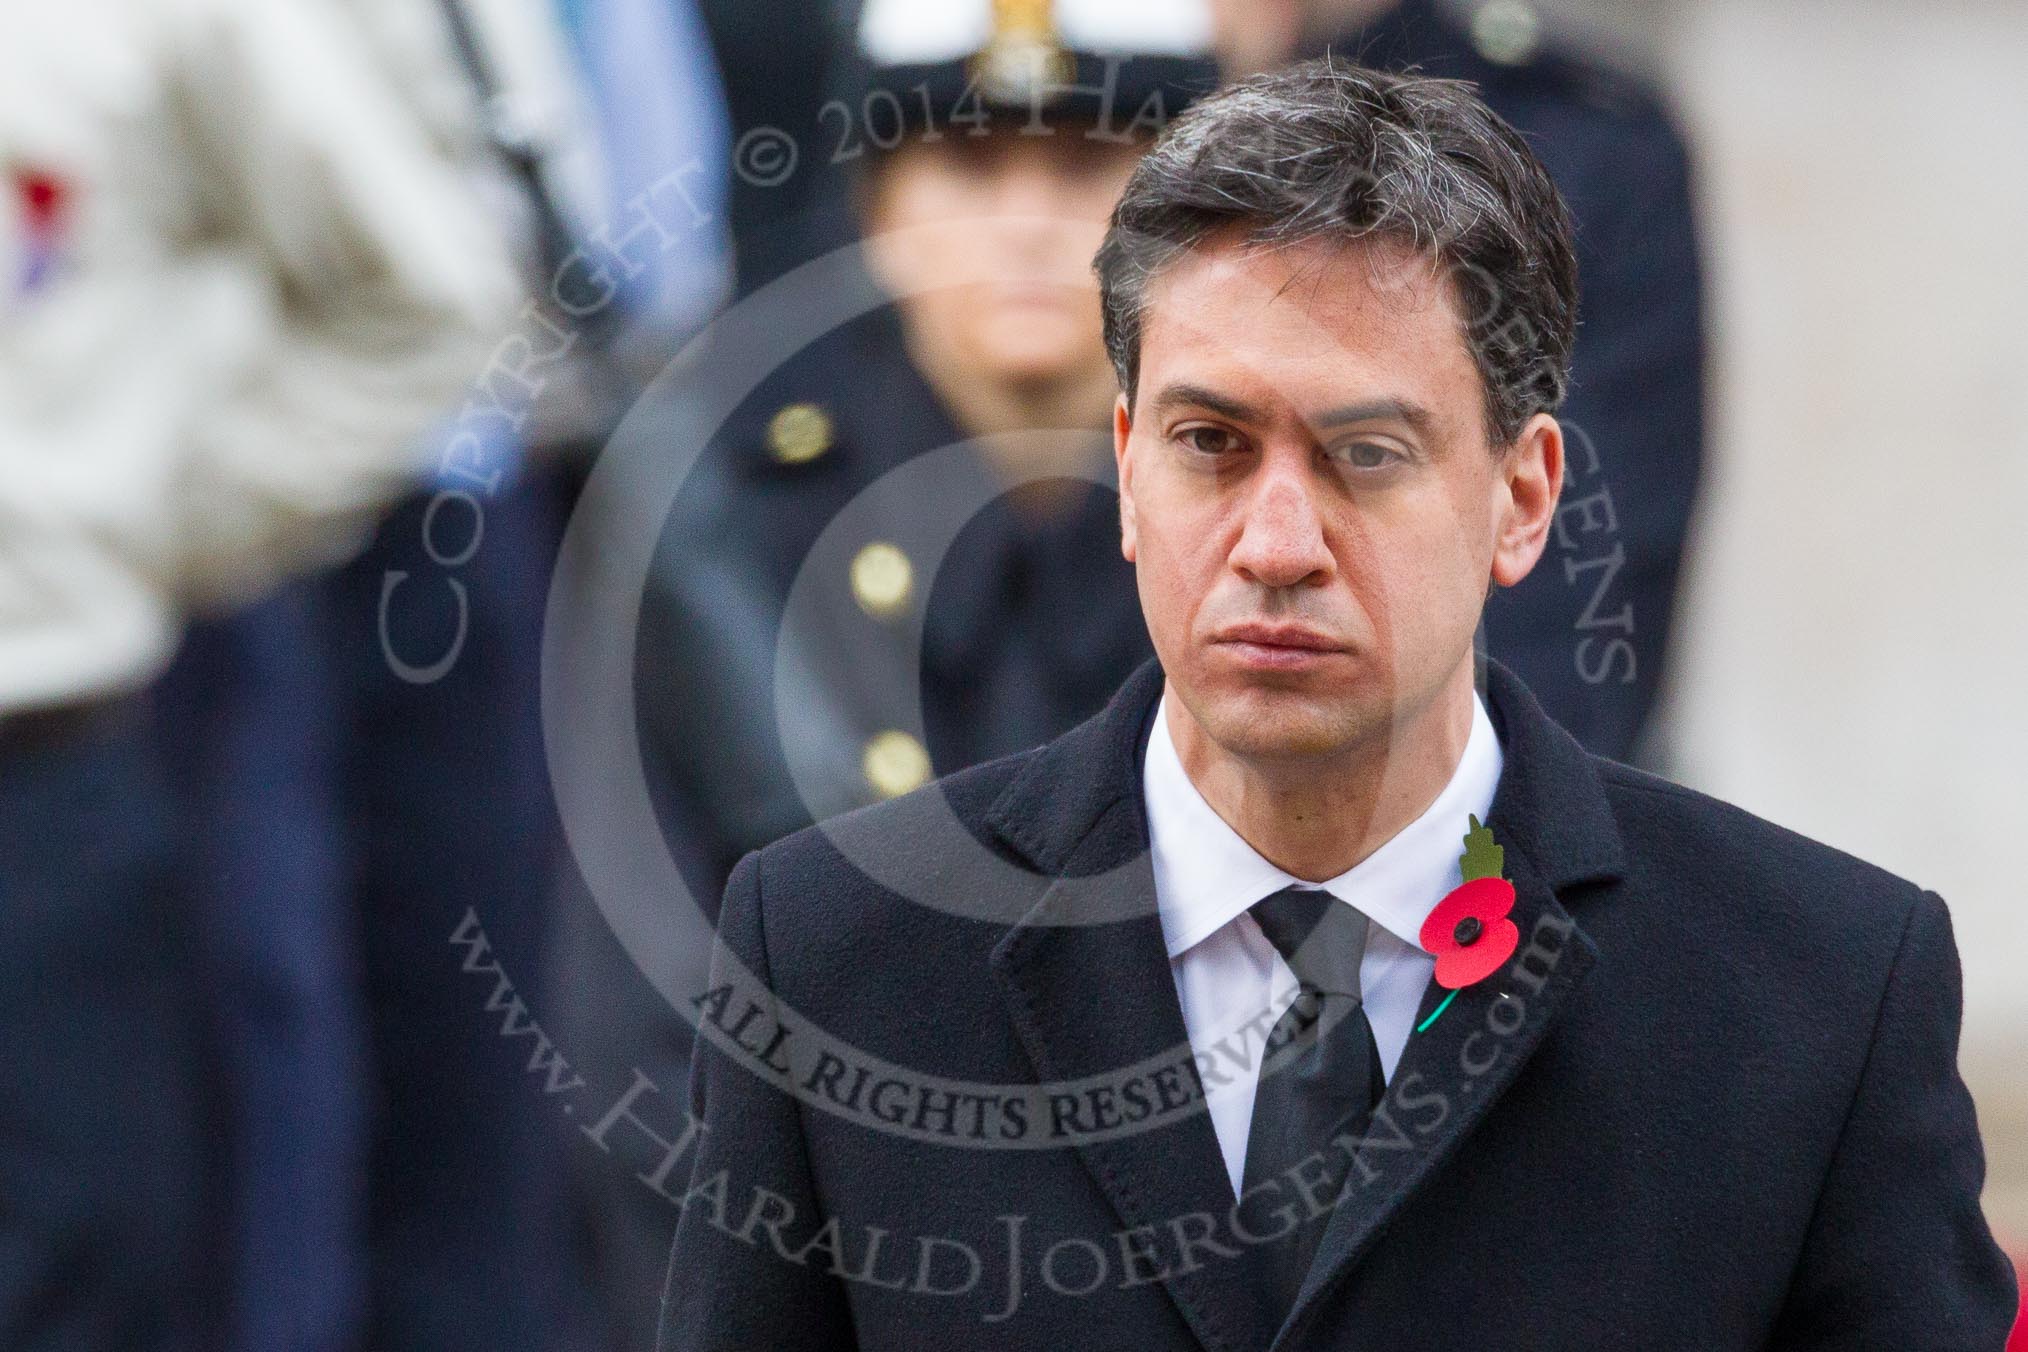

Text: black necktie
xmin=1241 ymin=886 xmax=1385 ymax=1317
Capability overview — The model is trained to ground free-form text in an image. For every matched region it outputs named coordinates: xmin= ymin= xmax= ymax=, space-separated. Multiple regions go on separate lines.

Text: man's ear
xmin=1490 ymin=412 xmax=1564 ymax=588
xmin=1114 ymin=394 xmax=1139 ymax=564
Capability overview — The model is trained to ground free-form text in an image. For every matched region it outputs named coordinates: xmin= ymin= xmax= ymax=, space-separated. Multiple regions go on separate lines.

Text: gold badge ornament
xmin=973 ymin=0 xmax=1074 ymax=106
xmin=768 ymin=403 xmax=834 ymax=465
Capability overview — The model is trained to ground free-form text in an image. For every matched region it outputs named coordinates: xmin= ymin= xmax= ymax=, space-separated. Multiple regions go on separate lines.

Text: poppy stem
xmin=1417 ymin=988 xmax=1460 ymax=1034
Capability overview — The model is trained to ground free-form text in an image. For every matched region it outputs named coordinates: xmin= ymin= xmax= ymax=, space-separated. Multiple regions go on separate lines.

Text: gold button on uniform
xmin=767 ymin=403 xmax=833 ymax=464
xmin=850 ymin=541 xmax=913 ymax=618
xmin=862 ymin=730 xmax=931 ymax=799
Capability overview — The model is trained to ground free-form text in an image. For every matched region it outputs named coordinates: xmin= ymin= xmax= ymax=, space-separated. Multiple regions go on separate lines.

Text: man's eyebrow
xmin=1146 ymin=387 xmax=1438 ymax=435
xmin=1145 ymin=382 xmax=1265 ymax=423
xmin=1310 ymin=398 xmax=1436 ymax=434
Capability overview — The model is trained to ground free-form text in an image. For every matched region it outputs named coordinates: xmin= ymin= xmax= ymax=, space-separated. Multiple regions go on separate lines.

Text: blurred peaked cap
xmin=858 ymin=0 xmax=1214 ymax=67
xmin=846 ymin=0 xmax=1218 ymax=141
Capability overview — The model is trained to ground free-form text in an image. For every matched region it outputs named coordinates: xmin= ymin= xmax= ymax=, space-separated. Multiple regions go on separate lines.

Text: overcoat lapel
xmin=985 ymin=661 xmax=1281 ymax=1352
xmin=1270 ymin=661 xmax=1627 ymax=1348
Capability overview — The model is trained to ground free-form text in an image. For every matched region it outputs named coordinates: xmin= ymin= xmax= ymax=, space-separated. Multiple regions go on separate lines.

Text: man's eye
xmin=1178 ymin=426 xmax=1241 ymax=457
xmin=1332 ymin=441 xmax=1401 ymax=470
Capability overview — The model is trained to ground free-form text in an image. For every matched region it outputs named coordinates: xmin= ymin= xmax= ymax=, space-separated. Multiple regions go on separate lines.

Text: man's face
xmin=862 ymin=129 xmax=1144 ymax=387
xmin=1115 ymin=231 xmax=1560 ymax=766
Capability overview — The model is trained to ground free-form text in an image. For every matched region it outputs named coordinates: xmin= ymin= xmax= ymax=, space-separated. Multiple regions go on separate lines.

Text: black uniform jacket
xmin=639 ymin=310 xmax=1151 ymax=897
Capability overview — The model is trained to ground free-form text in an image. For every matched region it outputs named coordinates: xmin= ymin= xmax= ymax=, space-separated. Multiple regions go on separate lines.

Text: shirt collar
xmin=1144 ymin=686 xmax=1504 ymax=959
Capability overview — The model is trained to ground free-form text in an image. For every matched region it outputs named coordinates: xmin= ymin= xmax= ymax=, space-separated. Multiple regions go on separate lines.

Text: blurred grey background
xmin=1545 ymin=0 xmax=2028 ymax=1232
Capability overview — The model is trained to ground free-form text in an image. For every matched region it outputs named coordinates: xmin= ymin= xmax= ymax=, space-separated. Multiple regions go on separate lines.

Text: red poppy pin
xmin=1415 ymin=815 xmax=1519 ymax=1032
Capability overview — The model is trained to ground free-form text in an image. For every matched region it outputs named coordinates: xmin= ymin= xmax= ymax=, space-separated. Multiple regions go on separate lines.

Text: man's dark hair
xmin=1094 ymin=59 xmax=1579 ymax=445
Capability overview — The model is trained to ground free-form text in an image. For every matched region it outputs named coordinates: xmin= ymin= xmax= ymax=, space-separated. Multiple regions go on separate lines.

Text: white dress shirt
xmin=1143 ymin=689 xmax=1504 ymax=1195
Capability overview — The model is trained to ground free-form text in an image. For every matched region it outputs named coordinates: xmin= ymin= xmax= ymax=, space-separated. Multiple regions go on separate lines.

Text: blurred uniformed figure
xmin=551 ymin=2 xmax=1216 ymax=1346
xmin=156 ymin=5 xmax=627 ymax=1346
xmin=644 ymin=0 xmax=1219 ymax=889
xmin=1210 ymin=0 xmax=1706 ymax=763
xmin=0 ymin=1 xmax=514 ymax=1347
xmin=301 ymin=3 xmax=730 ymax=1351
xmin=150 ymin=3 xmax=595 ymax=1347
xmin=156 ymin=0 xmax=732 ymax=1339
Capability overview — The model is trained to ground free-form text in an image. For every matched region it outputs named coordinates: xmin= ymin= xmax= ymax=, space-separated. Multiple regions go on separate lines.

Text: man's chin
xmin=1192 ymin=682 xmax=1389 ymax=764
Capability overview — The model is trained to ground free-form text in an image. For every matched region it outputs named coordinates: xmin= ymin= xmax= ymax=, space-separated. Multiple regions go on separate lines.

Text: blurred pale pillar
xmin=1639 ymin=0 xmax=2028 ymax=1229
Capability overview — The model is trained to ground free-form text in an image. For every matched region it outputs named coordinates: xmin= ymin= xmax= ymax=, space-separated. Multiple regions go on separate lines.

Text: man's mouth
xmin=1210 ymin=622 xmax=1349 ymax=669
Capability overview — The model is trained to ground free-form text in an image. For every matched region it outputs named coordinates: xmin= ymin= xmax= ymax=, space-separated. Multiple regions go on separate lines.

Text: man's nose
xmin=1229 ymin=461 xmax=1334 ymax=590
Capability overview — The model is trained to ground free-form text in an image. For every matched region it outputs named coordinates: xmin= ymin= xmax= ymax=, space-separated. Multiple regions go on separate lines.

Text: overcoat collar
xmin=985 ymin=657 xmax=1626 ymax=1351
